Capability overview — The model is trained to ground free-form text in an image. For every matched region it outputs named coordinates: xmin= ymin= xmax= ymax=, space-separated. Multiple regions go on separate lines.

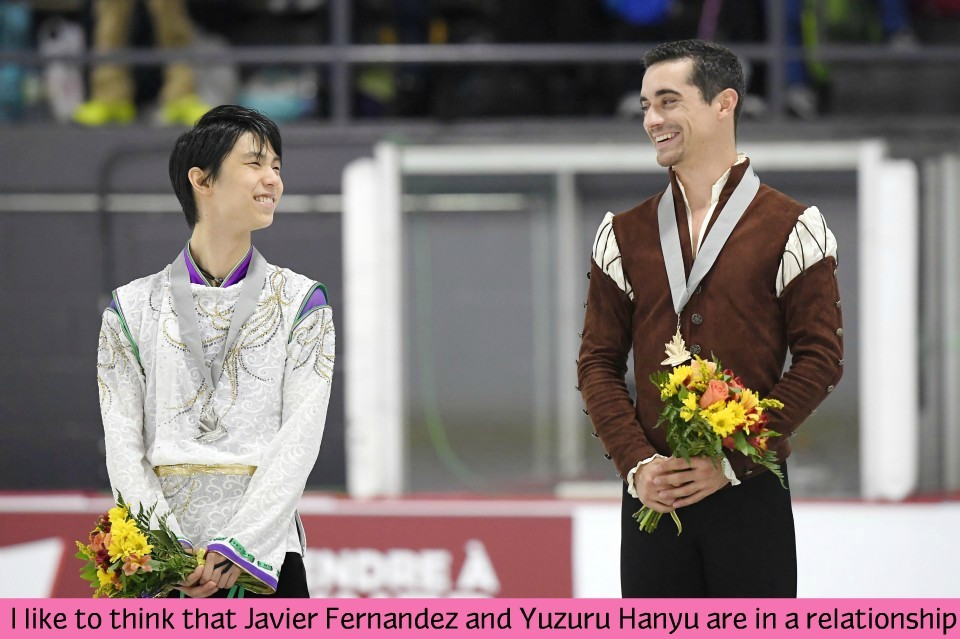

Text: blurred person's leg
xmin=74 ymin=0 xmax=137 ymax=124
xmin=876 ymin=0 xmax=918 ymax=45
xmin=784 ymin=0 xmax=821 ymax=119
xmin=876 ymin=0 xmax=911 ymax=34
xmin=146 ymin=0 xmax=208 ymax=124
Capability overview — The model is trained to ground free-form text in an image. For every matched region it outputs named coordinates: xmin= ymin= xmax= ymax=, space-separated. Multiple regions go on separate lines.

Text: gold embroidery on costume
xmin=291 ymin=310 xmax=335 ymax=380
xmin=162 ymin=317 xmax=189 ymax=351
xmin=217 ymin=270 xmax=290 ymax=416
xmin=97 ymin=322 xmax=134 ymax=411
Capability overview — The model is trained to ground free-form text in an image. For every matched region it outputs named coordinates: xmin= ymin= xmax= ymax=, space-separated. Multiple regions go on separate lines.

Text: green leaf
xmin=733 ymin=430 xmax=753 ymax=457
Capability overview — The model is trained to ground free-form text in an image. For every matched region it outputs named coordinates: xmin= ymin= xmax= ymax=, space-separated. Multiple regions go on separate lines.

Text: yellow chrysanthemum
xmin=661 ymin=365 xmax=693 ymax=399
xmin=705 ymin=404 xmax=740 ymax=438
xmin=107 ymin=516 xmax=152 ymax=562
xmin=725 ymin=401 xmax=746 ymax=428
xmin=679 ymin=392 xmax=698 ymax=422
xmin=96 ymin=567 xmax=114 ymax=588
xmin=107 ymin=506 xmax=128 ymax=523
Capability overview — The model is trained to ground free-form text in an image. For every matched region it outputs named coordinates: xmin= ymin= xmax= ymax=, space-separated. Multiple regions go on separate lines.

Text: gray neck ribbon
xmin=657 ymin=164 xmax=760 ymax=315
xmin=169 ymin=246 xmax=267 ymax=442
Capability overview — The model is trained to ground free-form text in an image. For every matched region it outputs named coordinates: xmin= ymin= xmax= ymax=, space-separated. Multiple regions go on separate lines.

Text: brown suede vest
xmin=579 ymin=160 xmax=844 ymax=480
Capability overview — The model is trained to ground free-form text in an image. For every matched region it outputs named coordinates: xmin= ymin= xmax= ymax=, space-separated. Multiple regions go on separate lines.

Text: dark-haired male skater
xmin=97 ymin=105 xmax=334 ymax=597
xmin=577 ymin=40 xmax=843 ymax=597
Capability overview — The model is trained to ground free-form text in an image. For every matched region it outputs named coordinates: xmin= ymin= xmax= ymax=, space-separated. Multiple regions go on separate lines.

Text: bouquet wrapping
xmin=634 ymin=355 xmax=786 ymax=534
xmin=76 ymin=494 xmax=265 ymax=598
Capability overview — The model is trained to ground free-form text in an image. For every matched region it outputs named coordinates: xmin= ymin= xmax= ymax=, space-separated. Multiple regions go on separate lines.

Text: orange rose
xmin=699 ymin=379 xmax=730 ymax=408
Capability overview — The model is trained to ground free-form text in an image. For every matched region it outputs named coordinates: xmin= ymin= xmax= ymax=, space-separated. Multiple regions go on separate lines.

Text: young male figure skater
xmin=97 ymin=105 xmax=334 ymax=597
xmin=577 ymin=40 xmax=844 ymax=597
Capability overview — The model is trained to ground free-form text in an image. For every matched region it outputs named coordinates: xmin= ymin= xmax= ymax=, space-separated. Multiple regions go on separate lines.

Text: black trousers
xmin=620 ymin=462 xmax=796 ymax=598
xmin=170 ymin=551 xmax=310 ymax=599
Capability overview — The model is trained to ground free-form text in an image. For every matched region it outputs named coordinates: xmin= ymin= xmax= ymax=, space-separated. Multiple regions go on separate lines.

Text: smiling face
xmin=640 ymin=58 xmax=733 ymax=171
xmin=195 ymin=132 xmax=283 ymax=234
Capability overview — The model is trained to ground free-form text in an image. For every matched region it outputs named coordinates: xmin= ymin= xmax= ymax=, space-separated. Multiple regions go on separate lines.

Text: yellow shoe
xmin=162 ymin=94 xmax=211 ymax=126
xmin=72 ymin=99 xmax=136 ymax=126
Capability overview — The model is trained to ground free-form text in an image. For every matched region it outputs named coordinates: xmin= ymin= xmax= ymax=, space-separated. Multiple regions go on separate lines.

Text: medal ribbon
xmin=658 ymin=164 xmax=760 ymax=316
xmin=169 ymin=244 xmax=267 ymax=441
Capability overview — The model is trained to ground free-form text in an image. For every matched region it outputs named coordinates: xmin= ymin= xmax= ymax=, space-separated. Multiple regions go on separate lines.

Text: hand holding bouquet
xmin=634 ymin=356 xmax=785 ymax=534
xmin=76 ymin=493 xmax=264 ymax=598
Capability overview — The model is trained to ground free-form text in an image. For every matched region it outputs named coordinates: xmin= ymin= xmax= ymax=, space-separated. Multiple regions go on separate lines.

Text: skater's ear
xmin=188 ymin=166 xmax=213 ymax=193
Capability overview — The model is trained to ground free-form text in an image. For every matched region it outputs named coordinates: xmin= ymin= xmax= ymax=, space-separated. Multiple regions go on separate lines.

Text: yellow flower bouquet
xmin=76 ymin=493 xmax=261 ymax=598
xmin=634 ymin=356 xmax=786 ymax=534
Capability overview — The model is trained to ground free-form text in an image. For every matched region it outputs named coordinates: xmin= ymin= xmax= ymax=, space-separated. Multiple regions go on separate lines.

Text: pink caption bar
xmin=2 ymin=598 xmax=958 ymax=638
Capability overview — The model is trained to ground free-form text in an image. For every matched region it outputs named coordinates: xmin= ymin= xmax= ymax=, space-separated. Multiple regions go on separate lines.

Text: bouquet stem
xmin=632 ymin=506 xmax=683 ymax=535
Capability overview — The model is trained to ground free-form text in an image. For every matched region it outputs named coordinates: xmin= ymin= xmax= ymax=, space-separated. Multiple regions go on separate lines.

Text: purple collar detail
xmin=183 ymin=244 xmax=253 ymax=288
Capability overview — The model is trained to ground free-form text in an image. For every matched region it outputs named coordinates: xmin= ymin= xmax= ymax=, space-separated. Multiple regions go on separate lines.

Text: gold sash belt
xmin=154 ymin=464 xmax=257 ymax=477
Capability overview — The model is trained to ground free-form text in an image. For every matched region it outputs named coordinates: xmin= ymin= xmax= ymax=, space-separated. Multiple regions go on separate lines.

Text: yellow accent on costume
xmin=154 ymin=464 xmax=257 ymax=477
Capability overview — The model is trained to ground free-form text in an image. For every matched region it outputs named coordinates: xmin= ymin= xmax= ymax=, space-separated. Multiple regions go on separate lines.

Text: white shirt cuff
xmin=626 ymin=454 xmax=667 ymax=499
xmin=722 ymin=457 xmax=741 ymax=487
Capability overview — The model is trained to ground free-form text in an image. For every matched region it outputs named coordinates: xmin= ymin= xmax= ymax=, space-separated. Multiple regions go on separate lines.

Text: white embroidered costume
xmin=97 ymin=246 xmax=334 ymax=592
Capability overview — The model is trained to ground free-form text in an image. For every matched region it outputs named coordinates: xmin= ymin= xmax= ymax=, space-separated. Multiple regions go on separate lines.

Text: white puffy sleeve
xmin=592 ymin=212 xmax=634 ymax=300
xmin=99 ymin=307 xmax=186 ymax=540
xmin=777 ymin=206 xmax=838 ymax=296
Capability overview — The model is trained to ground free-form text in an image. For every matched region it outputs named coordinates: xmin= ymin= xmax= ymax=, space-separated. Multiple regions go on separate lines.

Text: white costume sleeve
xmin=592 ymin=212 xmax=634 ymax=300
xmin=98 ymin=309 xmax=186 ymax=540
xmin=777 ymin=206 xmax=838 ymax=296
xmin=206 ymin=306 xmax=335 ymax=591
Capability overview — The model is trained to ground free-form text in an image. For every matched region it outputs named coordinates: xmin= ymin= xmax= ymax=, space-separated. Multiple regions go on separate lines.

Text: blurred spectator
xmin=0 ymin=1 xmax=31 ymax=122
xmin=73 ymin=0 xmax=210 ymax=126
xmin=604 ymin=0 xmax=673 ymax=27
xmin=785 ymin=0 xmax=919 ymax=119
xmin=38 ymin=17 xmax=86 ymax=123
